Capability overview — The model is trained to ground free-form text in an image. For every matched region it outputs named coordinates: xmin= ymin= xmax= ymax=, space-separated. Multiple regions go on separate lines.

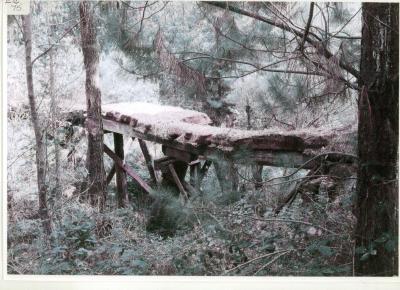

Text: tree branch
xmin=205 ymin=1 xmax=360 ymax=80
xmin=300 ymin=2 xmax=315 ymax=52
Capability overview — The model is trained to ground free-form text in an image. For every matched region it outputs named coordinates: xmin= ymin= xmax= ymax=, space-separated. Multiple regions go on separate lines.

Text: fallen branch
xmin=253 ymin=250 xmax=291 ymax=275
xmin=224 ymin=249 xmax=297 ymax=275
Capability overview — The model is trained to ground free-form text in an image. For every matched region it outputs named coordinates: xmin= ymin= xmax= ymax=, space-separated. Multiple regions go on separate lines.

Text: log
xmin=103 ymin=144 xmax=153 ymax=195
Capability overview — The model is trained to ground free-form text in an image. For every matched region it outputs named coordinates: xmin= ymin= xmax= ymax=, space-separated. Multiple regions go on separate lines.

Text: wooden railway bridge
xmin=69 ymin=102 xmax=356 ymax=205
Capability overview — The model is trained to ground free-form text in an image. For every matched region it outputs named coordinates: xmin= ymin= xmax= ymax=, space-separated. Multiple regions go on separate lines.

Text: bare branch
xmin=121 ymin=1 xmax=158 ymax=10
xmin=300 ymin=2 xmax=315 ymax=52
xmin=137 ymin=1 xmax=149 ymax=35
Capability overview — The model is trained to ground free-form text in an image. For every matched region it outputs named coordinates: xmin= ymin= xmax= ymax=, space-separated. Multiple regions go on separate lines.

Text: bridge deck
xmin=100 ymin=102 xmax=343 ymax=168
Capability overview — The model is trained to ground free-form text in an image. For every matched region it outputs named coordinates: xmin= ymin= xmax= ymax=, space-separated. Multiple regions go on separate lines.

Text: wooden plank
xmin=138 ymin=138 xmax=157 ymax=184
xmin=114 ymin=133 xmax=129 ymax=207
xmin=168 ymin=163 xmax=189 ymax=200
xmin=103 ymin=144 xmax=153 ymax=195
xmin=106 ymin=164 xmax=116 ymax=185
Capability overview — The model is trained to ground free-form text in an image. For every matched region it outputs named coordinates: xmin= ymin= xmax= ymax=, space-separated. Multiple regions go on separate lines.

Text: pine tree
xmin=79 ymin=1 xmax=106 ymax=210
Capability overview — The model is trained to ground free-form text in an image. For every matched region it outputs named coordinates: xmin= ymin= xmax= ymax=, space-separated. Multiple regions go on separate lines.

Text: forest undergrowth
xmin=7 ymin=117 xmax=357 ymax=276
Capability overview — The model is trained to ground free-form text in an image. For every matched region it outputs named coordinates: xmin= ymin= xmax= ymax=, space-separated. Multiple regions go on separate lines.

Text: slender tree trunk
xmin=49 ymin=20 xmax=61 ymax=206
xmin=79 ymin=1 xmax=106 ymax=210
xmin=246 ymin=102 xmax=263 ymax=189
xmin=355 ymin=3 xmax=398 ymax=276
xmin=21 ymin=14 xmax=51 ymax=235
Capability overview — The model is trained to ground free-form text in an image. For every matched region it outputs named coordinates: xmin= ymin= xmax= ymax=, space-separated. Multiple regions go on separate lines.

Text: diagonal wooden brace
xmin=137 ymin=138 xmax=157 ymax=184
xmin=103 ymin=144 xmax=153 ymax=195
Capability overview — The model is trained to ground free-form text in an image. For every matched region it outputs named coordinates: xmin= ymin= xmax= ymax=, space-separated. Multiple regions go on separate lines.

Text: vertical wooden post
xmin=138 ymin=139 xmax=157 ymax=184
xmin=190 ymin=163 xmax=201 ymax=190
xmin=190 ymin=165 xmax=195 ymax=185
xmin=214 ymin=161 xmax=238 ymax=193
xmin=114 ymin=133 xmax=128 ymax=207
xmin=105 ymin=165 xmax=116 ymax=185
xmin=199 ymin=160 xmax=212 ymax=184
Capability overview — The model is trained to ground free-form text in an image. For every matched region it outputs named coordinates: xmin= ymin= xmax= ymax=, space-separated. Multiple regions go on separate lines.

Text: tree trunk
xmin=355 ymin=3 xmax=398 ymax=276
xmin=49 ymin=20 xmax=61 ymax=207
xmin=21 ymin=15 xmax=51 ymax=235
xmin=79 ymin=1 xmax=106 ymax=210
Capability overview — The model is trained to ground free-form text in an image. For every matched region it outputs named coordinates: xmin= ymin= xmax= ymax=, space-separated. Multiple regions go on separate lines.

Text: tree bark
xmin=79 ymin=1 xmax=106 ymax=210
xmin=21 ymin=14 xmax=51 ymax=235
xmin=355 ymin=3 xmax=398 ymax=276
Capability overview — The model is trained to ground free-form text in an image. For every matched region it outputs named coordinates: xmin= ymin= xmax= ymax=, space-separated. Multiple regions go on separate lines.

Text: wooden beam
xmin=138 ymin=138 xmax=157 ymax=184
xmin=168 ymin=163 xmax=189 ymax=200
xmin=154 ymin=156 xmax=176 ymax=171
xmin=163 ymin=146 xmax=194 ymax=163
xmin=103 ymin=144 xmax=153 ymax=195
xmin=114 ymin=133 xmax=129 ymax=207
xmin=103 ymin=119 xmax=320 ymax=168
xmin=106 ymin=164 xmax=116 ymax=185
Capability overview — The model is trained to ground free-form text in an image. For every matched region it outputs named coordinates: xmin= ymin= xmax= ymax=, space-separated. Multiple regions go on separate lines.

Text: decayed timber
xmin=154 ymin=156 xmax=177 ymax=170
xmin=138 ymin=139 xmax=157 ymax=184
xmin=113 ymin=133 xmax=129 ymax=207
xmin=68 ymin=102 xmax=356 ymax=169
xmin=97 ymin=102 xmax=355 ymax=168
xmin=168 ymin=164 xmax=189 ymax=200
xmin=103 ymin=144 xmax=153 ymax=195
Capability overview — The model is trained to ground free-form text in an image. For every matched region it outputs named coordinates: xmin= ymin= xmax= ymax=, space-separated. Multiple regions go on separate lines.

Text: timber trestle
xmin=67 ymin=102 xmax=356 ymax=206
